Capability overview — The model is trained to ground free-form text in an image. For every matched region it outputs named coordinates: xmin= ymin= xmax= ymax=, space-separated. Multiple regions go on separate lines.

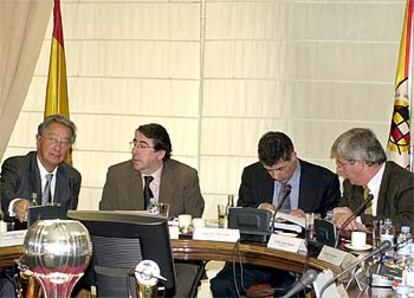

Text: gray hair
xmin=330 ymin=128 xmax=386 ymax=165
xmin=38 ymin=115 xmax=77 ymax=144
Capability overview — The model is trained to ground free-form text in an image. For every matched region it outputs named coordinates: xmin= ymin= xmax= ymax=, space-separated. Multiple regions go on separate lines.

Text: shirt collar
xmin=143 ymin=164 xmax=163 ymax=182
xmin=37 ymin=156 xmax=58 ymax=177
xmin=367 ymin=163 xmax=385 ymax=193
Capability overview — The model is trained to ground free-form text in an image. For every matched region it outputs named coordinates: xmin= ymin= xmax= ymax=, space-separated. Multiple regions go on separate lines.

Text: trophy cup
xmin=20 ymin=219 xmax=92 ymax=298
xmin=135 ymin=260 xmax=167 ymax=298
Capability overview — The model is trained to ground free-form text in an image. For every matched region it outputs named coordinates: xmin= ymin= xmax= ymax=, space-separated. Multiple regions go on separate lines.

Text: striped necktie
xmin=42 ymin=174 xmax=53 ymax=205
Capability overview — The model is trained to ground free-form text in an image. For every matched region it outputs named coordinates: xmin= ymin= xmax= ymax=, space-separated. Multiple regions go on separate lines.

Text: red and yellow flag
xmin=45 ymin=0 xmax=71 ymax=163
xmin=387 ymin=0 xmax=413 ymax=170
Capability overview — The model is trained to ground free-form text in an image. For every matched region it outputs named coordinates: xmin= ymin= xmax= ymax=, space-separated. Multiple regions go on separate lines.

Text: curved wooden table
xmin=171 ymin=239 xmax=341 ymax=274
xmin=0 ymin=245 xmax=23 ymax=268
xmin=1 ymin=240 xmax=341 ymax=274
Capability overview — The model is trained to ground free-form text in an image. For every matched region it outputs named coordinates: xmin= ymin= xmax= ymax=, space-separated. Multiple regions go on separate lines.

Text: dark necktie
xmin=42 ymin=173 xmax=53 ymax=205
xmin=278 ymin=183 xmax=291 ymax=212
xmin=143 ymin=176 xmax=154 ymax=209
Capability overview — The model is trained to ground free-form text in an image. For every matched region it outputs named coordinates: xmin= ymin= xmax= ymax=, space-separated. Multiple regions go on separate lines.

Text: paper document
xmin=275 ymin=212 xmax=305 ymax=227
xmin=0 ymin=230 xmax=27 ymax=247
xmin=273 ymin=222 xmax=302 ymax=233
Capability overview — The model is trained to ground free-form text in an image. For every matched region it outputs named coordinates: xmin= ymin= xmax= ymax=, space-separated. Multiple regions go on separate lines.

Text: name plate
xmin=0 ymin=230 xmax=27 ymax=247
xmin=267 ymin=234 xmax=304 ymax=253
xmin=313 ymin=269 xmax=340 ymax=298
xmin=169 ymin=226 xmax=179 ymax=240
xmin=318 ymin=246 xmax=348 ymax=266
xmin=192 ymin=227 xmax=240 ymax=242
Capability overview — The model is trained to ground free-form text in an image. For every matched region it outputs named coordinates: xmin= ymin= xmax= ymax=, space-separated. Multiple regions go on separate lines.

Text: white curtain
xmin=0 ymin=0 xmax=52 ymax=160
xmin=3 ymin=0 xmax=404 ymax=219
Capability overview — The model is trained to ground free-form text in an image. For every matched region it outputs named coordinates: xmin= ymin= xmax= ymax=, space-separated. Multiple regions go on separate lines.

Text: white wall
xmin=2 ymin=0 xmax=405 ymax=220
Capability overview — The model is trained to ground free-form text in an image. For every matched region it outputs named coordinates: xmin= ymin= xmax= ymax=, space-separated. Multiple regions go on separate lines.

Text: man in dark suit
xmin=0 ymin=114 xmax=81 ymax=297
xmin=99 ymin=123 xmax=205 ymax=297
xmin=0 ymin=114 xmax=81 ymax=221
xmin=210 ymin=131 xmax=340 ymax=297
xmin=331 ymin=128 xmax=414 ymax=230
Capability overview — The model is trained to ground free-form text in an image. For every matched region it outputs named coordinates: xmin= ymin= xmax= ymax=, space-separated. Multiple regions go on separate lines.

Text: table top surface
xmin=0 ymin=238 xmax=341 ymax=275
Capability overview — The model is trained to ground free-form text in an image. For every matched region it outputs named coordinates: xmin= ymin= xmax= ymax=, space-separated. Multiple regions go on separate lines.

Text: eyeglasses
xmin=129 ymin=141 xmax=154 ymax=150
xmin=42 ymin=135 xmax=72 ymax=148
xmin=336 ymin=159 xmax=356 ymax=168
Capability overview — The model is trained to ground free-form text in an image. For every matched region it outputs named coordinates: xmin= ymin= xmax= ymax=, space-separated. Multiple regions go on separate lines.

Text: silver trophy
xmin=20 ymin=219 xmax=92 ymax=298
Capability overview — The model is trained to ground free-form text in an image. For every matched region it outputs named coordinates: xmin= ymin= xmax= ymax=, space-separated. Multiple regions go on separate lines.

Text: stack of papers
xmin=273 ymin=212 xmax=305 ymax=234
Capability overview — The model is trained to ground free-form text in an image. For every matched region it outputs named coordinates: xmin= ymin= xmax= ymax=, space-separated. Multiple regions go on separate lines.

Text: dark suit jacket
xmin=238 ymin=159 xmax=340 ymax=217
xmin=99 ymin=159 xmax=205 ymax=218
xmin=339 ymin=161 xmax=414 ymax=229
xmin=0 ymin=151 xmax=81 ymax=215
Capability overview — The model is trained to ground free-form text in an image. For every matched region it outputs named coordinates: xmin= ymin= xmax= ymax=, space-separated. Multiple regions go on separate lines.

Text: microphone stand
xmin=270 ymin=184 xmax=292 ymax=234
xmin=319 ymin=240 xmax=392 ymax=297
xmin=280 ymin=269 xmax=318 ymax=298
xmin=334 ymin=194 xmax=374 ymax=248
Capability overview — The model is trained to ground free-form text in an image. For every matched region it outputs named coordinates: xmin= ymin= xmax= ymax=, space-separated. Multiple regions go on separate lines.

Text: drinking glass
xmin=217 ymin=204 xmax=227 ymax=228
xmin=305 ymin=213 xmax=321 ymax=241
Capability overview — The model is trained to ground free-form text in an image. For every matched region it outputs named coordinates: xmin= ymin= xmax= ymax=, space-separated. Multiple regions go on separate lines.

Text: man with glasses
xmin=99 ymin=123 xmax=205 ymax=297
xmin=331 ymin=128 xmax=414 ymax=231
xmin=99 ymin=122 xmax=204 ymax=217
xmin=0 ymin=114 xmax=81 ymax=297
xmin=0 ymin=114 xmax=81 ymax=222
xmin=210 ymin=131 xmax=340 ymax=297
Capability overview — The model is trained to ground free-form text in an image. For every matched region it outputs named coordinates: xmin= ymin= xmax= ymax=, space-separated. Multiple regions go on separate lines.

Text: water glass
xmin=159 ymin=203 xmax=170 ymax=218
xmin=217 ymin=204 xmax=227 ymax=228
xmin=305 ymin=213 xmax=320 ymax=240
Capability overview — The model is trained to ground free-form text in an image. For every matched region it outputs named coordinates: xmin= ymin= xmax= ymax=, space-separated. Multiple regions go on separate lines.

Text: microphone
xmin=319 ymin=240 xmax=392 ymax=297
xmin=334 ymin=194 xmax=374 ymax=248
xmin=395 ymin=235 xmax=413 ymax=250
xmin=276 ymin=184 xmax=292 ymax=211
xmin=280 ymin=269 xmax=318 ymax=298
xmin=270 ymin=184 xmax=292 ymax=233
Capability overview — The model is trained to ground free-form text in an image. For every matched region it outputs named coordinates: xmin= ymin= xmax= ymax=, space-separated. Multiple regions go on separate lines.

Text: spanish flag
xmin=44 ymin=0 xmax=72 ymax=163
xmin=387 ymin=0 xmax=413 ymax=170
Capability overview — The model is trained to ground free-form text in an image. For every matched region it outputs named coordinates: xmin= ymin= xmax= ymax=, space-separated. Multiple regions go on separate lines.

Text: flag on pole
xmin=387 ymin=0 xmax=413 ymax=170
xmin=44 ymin=0 xmax=72 ymax=164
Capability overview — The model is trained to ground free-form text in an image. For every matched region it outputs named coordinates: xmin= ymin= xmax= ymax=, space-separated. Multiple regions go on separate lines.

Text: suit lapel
xmin=377 ymin=162 xmax=390 ymax=217
xmin=55 ymin=166 xmax=69 ymax=204
xmin=127 ymin=163 xmax=144 ymax=209
xmin=298 ymin=161 xmax=312 ymax=211
xmin=29 ymin=152 xmax=42 ymax=205
xmin=159 ymin=161 xmax=174 ymax=204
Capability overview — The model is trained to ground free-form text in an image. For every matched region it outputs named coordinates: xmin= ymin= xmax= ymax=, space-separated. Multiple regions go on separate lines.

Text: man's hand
xmin=258 ymin=203 xmax=276 ymax=213
xmin=333 ymin=207 xmax=359 ymax=230
xmin=289 ymin=209 xmax=305 ymax=218
xmin=13 ymin=199 xmax=31 ymax=223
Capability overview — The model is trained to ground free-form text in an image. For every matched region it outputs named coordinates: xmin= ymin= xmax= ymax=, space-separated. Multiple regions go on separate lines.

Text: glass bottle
xmin=148 ymin=198 xmax=159 ymax=214
xmin=223 ymin=194 xmax=234 ymax=228
xmin=31 ymin=193 xmax=38 ymax=206
xmin=324 ymin=210 xmax=335 ymax=224
xmin=396 ymin=226 xmax=412 ymax=270
xmin=226 ymin=194 xmax=234 ymax=213
xmin=380 ymin=218 xmax=395 ymax=266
